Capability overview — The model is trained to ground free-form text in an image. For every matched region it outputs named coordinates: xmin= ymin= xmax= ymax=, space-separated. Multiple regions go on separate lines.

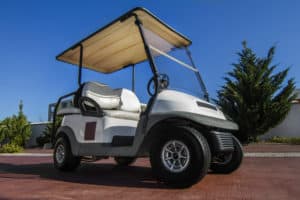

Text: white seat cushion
xmin=57 ymin=108 xmax=81 ymax=116
xmin=119 ymin=89 xmax=141 ymax=113
xmin=82 ymin=82 xmax=121 ymax=109
xmin=81 ymin=82 xmax=141 ymax=114
xmin=103 ymin=110 xmax=140 ymax=121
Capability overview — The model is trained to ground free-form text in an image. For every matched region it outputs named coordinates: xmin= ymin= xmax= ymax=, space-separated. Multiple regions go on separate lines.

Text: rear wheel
xmin=53 ymin=136 xmax=81 ymax=171
xmin=114 ymin=157 xmax=136 ymax=166
xmin=150 ymin=127 xmax=211 ymax=188
xmin=210 ymin=136 xmax=243 ymax=173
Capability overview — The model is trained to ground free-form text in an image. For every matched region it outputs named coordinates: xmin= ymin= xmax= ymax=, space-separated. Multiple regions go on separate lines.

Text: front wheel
xmin=53 ymin=136 xmax=81 ymax=171
xmin=150 ymin=127 xmax=211 ymax=188
xmin=210 ymin=136 xmax=243 ymax=173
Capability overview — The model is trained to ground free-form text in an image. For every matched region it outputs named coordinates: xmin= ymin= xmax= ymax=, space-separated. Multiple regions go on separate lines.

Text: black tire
xmin=150 ymin=126 xmax=211 ymax=188
xmin=53 ymin=136 xmax=81 ymax=171
xmin=210 ymin=136 xmax=243 ymax=174
xmin=114 ymin=157 xmax=136 ymax=166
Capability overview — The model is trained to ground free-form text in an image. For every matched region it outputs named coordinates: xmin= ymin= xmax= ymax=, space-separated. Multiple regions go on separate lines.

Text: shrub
xmin=267 ymin=136 xmax=300 ymax=145
xmin=0 ymin=100 xmax=31 ymax=152
xmin=0 ymin=143 xmax=23 ymax=153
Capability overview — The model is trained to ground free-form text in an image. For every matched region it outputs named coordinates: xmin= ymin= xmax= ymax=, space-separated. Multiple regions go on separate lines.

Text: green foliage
xmin=36 ymin=116 xmax=62 ymax=147
xmin=0 ymin=101 xmax=31 ymax=152
xmin=216 ymin=42 xmax=296 ymax=143
xmin=267 ymin=136 xmax=300 ymax=145
xmin=0 ymin=123 xmax=5 ymax=144
xmin=0 ymin=143 xmax=23 ymax=153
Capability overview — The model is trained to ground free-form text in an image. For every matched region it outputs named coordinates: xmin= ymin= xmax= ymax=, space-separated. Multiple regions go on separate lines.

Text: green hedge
xmin=0 ymin=143 xmax=23 ymax=153
xmin=267 ymin=136 xmax=300 ymax=145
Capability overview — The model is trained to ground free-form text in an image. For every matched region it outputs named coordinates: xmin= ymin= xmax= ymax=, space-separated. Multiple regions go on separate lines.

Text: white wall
xmin=261 ymin=103 xmax=300 ymax=139
xmin=26 ymin=122 xmax=49 ymax=147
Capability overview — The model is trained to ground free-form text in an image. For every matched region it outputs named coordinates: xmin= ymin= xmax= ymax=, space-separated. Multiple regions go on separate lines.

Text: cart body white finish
xmin=52 ymin=7 xmax=243 ymax=188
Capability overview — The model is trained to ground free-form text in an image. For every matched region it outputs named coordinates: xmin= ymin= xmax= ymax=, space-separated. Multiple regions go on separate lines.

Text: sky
xmin=0 ymin=0 xmax=299 ymax=122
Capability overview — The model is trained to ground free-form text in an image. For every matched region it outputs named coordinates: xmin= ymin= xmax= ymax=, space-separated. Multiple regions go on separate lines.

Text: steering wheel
xmin=147 ymin=74 xmax=170 ymax=96
xmin=147 ymin=76 xmax=157 ymax=96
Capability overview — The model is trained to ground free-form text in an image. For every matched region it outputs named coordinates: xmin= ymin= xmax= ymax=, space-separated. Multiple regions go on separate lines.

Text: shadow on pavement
xmin=0 ymin=162 xmax=169 ymax=189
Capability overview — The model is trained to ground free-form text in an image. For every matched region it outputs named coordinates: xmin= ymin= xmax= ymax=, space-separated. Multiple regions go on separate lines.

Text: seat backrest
xmin=119 ymin=88 xmax=141 ymax=113
xmin=81 ymin=82 xmax=121 ymax=109
xmin=81 ymin=82 xmax=141 ymax=113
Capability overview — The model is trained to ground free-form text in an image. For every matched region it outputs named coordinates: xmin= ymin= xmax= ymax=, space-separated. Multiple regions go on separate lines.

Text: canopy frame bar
xmin=185 ymin=47 xmax=209 ymax=101
xmin=133 ymin=15 xmax=159 ymax=78
xmin=131 ymin=13 xmax=160 ymax=112
xmin=149 ymin=45 xmax=198 ymax=72
xmin=78 ymin=44 xmax=83 ymax=86
xmin=132 ymin=64 xmax=135 ymax=92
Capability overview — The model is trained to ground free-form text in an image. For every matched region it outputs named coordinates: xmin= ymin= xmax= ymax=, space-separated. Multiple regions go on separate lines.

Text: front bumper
xmin=211 ymin=131 xmax=234 ymax=153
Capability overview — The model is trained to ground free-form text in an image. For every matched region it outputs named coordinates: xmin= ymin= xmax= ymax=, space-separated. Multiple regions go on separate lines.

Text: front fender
xmin=137 ymin=113 xmax=236 ymax=156
xmin=146 ymin=111 xmax=238 ymax=132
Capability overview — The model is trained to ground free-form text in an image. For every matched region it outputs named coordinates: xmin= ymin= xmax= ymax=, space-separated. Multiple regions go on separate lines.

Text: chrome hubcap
xmin=161 ymin=140 xmax=190 ymax=173
xmin=56 ymin=144 xmax=65 ymax=164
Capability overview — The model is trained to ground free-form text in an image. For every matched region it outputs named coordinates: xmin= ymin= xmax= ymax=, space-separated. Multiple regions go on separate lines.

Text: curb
xmin=0 ymin=153 xmax=52 ymax=157
xmin=244 ymin=152 xmax=300 ymax=157
xmin=1 ymin=152 xmax=300 ymax=157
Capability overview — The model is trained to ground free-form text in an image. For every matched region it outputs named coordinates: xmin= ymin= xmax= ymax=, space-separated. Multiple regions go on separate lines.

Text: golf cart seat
xmin=81 ymin=82 xmax=121 ymax=110
xmin=81 ymin=82 xmax=141 ymax=121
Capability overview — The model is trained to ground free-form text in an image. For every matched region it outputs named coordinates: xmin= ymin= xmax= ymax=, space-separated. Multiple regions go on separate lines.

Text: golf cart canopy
xmin=56 ymin=7 xmax=192 ymax=73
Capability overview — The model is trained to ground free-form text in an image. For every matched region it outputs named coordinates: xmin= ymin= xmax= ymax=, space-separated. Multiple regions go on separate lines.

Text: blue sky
xmin=0 ymin=0 xmax=299 ymax=122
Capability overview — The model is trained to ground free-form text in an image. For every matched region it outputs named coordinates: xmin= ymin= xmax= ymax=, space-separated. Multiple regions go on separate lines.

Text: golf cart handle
xmin=51 ymin=91 xmax=77 ymax=145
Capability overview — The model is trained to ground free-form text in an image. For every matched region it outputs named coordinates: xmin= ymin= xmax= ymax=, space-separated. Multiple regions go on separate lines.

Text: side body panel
xmin=58 ymin=114 xmax=140 ymax=156
xmin=56 ymin=125 xmax=142 ymax=156
xmin=62 ymin=115 xmax=137 ymax=143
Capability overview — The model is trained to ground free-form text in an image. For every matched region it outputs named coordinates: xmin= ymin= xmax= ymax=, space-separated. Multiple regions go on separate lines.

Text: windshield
xmin=143 ymin=27 xmax=208 ymax=100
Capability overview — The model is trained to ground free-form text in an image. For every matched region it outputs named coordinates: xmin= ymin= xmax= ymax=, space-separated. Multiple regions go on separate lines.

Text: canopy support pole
xmin=132 ymin=64 xmax=135 ymax=92
xmin=129 ymin=14 xmax=159 ymax=115
xmin=78 ymin=44 xmax=83 ymax=86
xmin=185 ymin=47 xmax=210 ymax=101
xmin=134 ymin=16 xmax=159 ymax=79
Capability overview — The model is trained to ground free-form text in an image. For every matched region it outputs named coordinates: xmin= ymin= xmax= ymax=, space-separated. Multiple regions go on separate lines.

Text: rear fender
xmin=55 ymin=126 xmax=79 ymax=155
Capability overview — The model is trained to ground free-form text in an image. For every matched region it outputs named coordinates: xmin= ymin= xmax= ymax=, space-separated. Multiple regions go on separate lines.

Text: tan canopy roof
xmin=56 ymin=7 xmax=192 ymax=73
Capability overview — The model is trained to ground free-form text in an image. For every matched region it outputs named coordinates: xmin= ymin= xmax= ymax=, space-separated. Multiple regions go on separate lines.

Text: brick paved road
xmin=0 ymin=156 xmax=299 ymax=200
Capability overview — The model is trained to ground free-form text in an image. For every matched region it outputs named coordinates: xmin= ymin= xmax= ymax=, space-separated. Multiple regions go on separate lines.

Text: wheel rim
xmin=55 ymin=144 xmax=65 ymax=164
xmin=161 ymin=140 xmax=190 ymax=173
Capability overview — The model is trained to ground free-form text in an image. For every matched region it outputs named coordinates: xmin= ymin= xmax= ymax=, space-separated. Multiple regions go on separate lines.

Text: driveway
xmin=0 ymin=144 xmax=299 ymax=200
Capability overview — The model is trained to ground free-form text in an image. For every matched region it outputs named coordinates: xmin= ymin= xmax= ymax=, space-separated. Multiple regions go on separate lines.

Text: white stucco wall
xmin=26 ymin=122 xmax=49 ymax=147
xmin=261 ymin=103 xmax=300 ymax=139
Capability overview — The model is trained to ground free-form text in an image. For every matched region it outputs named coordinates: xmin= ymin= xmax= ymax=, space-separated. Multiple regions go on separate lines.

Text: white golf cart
xmin=52 ymin=7 xmax=243 ymax=188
